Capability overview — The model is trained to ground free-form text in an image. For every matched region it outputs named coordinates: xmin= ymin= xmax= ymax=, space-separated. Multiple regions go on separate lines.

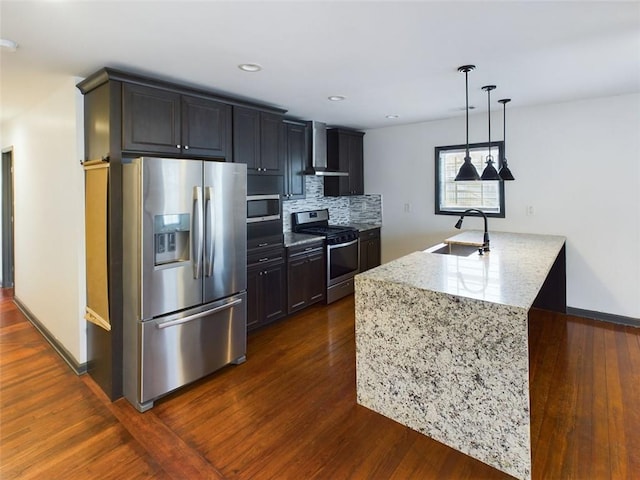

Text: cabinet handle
xmin=258 ymin=242 xmax=269 ymax=247
xmin=177 ymin=144 xmax=181 ymax=149
xmin=184 ymin=145 xmax=189 ymax=150
xmin=258 ymin=257 xmax=270 ymax=262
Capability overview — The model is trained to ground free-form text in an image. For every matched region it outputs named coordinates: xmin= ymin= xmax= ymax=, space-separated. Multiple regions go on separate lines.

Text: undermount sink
xmin=424 ymin=242 xmax=481 ymax=257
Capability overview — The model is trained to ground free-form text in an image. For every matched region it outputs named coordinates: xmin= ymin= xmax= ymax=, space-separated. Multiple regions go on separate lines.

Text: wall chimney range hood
xmin=304 ymin=121 xmax=349 ymax=176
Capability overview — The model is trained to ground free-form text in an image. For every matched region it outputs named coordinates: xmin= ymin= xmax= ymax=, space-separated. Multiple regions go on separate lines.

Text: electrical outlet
xmin=404 ymin=203 xmax=411 ymax=213
xmin=526 ymin=205 xmax=535 ymax=216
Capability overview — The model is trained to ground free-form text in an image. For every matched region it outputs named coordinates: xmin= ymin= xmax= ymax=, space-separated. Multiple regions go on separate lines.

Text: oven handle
xmin=328 ymin=238 xmax=359 ymax=250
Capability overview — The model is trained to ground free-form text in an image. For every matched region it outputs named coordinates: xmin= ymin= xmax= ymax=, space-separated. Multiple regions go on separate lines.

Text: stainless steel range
xmin=292 ymin=209 xmax=359 ymax=303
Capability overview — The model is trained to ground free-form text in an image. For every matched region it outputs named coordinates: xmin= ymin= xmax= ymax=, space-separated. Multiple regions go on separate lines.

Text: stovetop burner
xmin=292 ymin=209 xmax=359 ymax=245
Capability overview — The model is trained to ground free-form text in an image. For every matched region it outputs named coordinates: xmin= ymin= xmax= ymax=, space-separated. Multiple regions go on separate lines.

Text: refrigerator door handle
xmin=156 ymin=297 xmax=243 ymax=329
xmin=192 ymin=186 xmax=204 ymax=279
xmin=205 ymin=186 xmax=215 ymax=277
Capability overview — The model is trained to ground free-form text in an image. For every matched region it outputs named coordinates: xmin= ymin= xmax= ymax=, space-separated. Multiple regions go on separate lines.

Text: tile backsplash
xmin=282 ymin=176 xmax=383 ymax=231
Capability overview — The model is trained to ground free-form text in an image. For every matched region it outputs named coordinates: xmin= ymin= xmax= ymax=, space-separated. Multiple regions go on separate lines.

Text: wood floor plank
xmin=528 ymin=309 xmax=563 ymax=449
xmin=604 ymin=323 xmax=640 ymax=479
xmin=622 ymin=326 xmax=640 ymax=475
xmin=587 ymin=319 xmax=611 ymax=480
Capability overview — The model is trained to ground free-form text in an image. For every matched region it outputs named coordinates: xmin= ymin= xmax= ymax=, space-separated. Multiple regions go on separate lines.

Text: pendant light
xmin=498 ymin=98 xmax=515 ymax=180
xmin=454 ymin=65 xmax=480 ymax=181
xmin=480 ymin=85 xmax=501 ymax=181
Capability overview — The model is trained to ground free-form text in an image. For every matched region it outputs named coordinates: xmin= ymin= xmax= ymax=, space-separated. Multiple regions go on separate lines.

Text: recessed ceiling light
xmin=0 ymin=38 xmax=18 ymax=52
xmin=238 ymin=63 xmax=262 ymax=72
xmin=328 ymin=95 xmax=346 ymax=102
xmin=386 ymin=114 xmax=399 ymax=119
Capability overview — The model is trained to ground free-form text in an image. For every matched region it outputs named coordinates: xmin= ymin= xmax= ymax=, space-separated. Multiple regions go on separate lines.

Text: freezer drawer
xmin=138 ymin=293 xmax=246 ymax=408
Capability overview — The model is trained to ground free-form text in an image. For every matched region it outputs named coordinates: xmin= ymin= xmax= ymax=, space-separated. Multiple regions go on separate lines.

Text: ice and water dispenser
xmin=154 ymin=214 xmax=190 ymax=265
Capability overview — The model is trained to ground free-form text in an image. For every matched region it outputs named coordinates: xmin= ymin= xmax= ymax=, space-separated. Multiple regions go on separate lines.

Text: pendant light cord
xmin=487 ymin=87 xmax=491 ymax=160
xmin=465 ymin=70 xmax=470 ymax=159
xmin=482 ymin=85 xmax=497 ymax=164
xmin=502 ymin=101 xmax=506 ymax=158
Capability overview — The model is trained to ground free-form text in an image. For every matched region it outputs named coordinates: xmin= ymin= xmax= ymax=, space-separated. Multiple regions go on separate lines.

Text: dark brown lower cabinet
xmin=247 ymin=246 xmax=287 ymax=331
xmin=287 ymin=241 xmax=325 ymax=314
xmin=359 ymin=227 xmax=381 ymax=273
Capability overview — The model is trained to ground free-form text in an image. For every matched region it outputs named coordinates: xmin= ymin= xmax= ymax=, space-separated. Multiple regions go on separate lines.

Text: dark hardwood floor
xmin=1 ymin=287 xmax=638 ymax=479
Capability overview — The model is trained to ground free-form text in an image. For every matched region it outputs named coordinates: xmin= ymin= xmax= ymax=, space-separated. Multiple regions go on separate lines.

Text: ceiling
xmin=1 ymin=1 xmax=639 ymax=130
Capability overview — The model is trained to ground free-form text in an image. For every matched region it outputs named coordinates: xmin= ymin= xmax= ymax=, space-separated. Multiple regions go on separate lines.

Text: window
xmin=435 ymin=141 xmax=505 ymax=217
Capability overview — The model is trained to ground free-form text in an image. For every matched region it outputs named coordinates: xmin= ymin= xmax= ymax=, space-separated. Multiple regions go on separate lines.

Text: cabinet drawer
xmin=248 ymin=246 xmax=285 ymax=267
xmin=140 ymin=293 xmax=246 ymax=404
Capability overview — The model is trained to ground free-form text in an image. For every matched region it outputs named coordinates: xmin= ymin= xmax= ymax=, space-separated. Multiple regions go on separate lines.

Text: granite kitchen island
xmin=355 ymin=231 xmax=566 ymax=480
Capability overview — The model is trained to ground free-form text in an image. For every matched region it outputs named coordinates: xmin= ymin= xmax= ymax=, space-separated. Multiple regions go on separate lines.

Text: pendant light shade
xmin=480 ymin=85 xmax=501 ymax=181
xmin=498 ymin=98 xmax=515 ymax=181
xmin=455 ymin=65 xmax=480 ymax=181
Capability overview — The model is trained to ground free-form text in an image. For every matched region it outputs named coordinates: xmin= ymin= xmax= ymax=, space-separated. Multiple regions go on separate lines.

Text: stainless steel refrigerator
xmin=122 ymin=157 xmax=247 ymax=412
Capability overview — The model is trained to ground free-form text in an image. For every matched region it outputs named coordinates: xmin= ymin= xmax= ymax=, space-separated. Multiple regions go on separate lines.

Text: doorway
xmin=2 ymin=148 xmax=15 ymax=288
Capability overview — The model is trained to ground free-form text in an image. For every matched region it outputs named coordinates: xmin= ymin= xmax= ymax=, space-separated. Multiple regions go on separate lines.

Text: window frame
xmin=434 ymin=141 xmax=506 ymax=218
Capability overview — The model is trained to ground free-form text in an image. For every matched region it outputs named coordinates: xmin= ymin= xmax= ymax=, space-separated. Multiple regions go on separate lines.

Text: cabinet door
xmin=325 ymin=129 xmax=364 ymax=196
xmin=335 ymin=132 xmax=351 ymax=196
xmin=263 ymin=261 xmax=286 ymax=322
xmin=233 ymin=106 xmax=260 ymax=171
xmin=360 ymin=229 xmax=381 ymax=272
xmin=287 ymin=256 xmax=307 ymax=313
xmin=123 ymin=84 xmax=181 ymax=154
xmin=348 ymin=133 xmax=364 ymax=195
xmin=284 ymin=122 xmax=307 ymax=199
xmin=246 ymin=265 xmax=262 ymax=329
xmin=306 ymin=251 xmax=326 ymax=304
xmin=182 ymin=95 xmax=232 ymax=159
xmin=366 ymin=238 xmax=381 ymax=270
xmin=260 ymin=112 xmax=284 ymax=174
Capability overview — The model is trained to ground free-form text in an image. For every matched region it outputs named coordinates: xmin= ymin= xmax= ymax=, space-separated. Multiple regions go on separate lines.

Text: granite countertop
xmin=348 ymin=223 xmax=381 ymax=232
xmin=283 ymin=232 xmax=325 ymax=248
xmin=333 ymin=222 xmax=381 ymax=232
xmin=358 ymin=230 xmax=565 ymax=309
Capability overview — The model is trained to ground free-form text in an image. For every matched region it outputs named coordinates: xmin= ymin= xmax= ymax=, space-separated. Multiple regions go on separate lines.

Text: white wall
xmin=364 ymin=93 xmax=640 ymax=319
xmin=0 ymin=150 xmax=3 ymax=285
xmin=1 ymin=76 xmax=87 ymax=364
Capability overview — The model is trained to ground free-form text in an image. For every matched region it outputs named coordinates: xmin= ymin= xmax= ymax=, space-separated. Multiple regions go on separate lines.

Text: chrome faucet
xmin=455 ymin=209 xmax=490 ymax=253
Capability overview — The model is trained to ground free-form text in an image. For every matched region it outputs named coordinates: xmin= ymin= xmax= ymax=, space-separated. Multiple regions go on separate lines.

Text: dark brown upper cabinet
xmin=122 ymin=83 xmax=232 ymax=159
xmin=233 ymin=106 xmax=284 ymax=175
xmin=324 ymin=128 xmax=365 ymax=196
xmin=283 ymin=120 xmax=307 ymax=199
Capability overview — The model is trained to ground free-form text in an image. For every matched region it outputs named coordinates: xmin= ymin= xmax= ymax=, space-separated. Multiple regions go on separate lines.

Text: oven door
xmin=327 ymin=238 xmax=360 ymax=287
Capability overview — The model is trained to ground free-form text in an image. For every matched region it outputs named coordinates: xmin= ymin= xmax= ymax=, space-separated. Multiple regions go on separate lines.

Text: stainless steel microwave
xmin=246 ymin=194 xmax=281 ymax=223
